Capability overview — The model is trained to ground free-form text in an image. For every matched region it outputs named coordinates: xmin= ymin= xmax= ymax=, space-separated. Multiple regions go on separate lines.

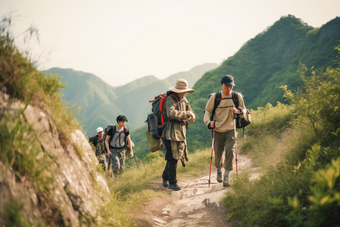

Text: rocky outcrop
xmin=0 ymin=87 xmax=110 ymax=226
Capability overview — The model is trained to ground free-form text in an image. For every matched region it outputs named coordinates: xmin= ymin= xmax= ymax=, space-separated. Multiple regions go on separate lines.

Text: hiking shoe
xmin=223 ymin=176 xmax=230 ymax=187
xmin=217 ymin=169 xmax=223 ymax=183
xmin=168 ymin=183 xmax=181 ymax=191
xmin=163 ymin=179 xmax=168 ymax=187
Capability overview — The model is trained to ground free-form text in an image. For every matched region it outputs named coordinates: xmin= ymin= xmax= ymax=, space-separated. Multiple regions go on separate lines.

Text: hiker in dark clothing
xmin=89 ymin=127 xmax=106 ymax=170
xmin=105 ymin=115 xmax=134 ymax=175
xmin=162 ymin=79 xmax=196 ymax=191
xmin=203 ymin=75 xmax=246 ymax=187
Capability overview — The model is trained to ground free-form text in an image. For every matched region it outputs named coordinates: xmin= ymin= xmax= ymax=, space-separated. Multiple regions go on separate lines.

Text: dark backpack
xmin=147 ymin=91 xmax=180 ymax=140
xmin=89 ymin=135 xmax=99 ymax=147
xmin=210 ymin=91 xmax=251 ymax=129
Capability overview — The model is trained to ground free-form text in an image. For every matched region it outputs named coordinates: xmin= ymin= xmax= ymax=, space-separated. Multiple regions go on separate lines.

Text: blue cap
xmin=221 ymin=75 xmax=235 ymax=87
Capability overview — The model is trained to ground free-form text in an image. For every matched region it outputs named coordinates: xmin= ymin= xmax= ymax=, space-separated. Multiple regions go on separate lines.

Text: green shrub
xmin=224 ymin=43 xmax=340 ymax=227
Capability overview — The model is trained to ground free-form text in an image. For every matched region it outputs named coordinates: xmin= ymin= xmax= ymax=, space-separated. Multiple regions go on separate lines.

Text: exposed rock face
xmin=0 ymin=87 xmax=110 ymax=226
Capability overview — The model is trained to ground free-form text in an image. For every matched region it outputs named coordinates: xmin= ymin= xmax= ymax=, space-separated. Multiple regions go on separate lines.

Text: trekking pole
xmin=104 ymin=154 xmax=108 ymax=172
xmin=132 ymin=156 xmax=138 ymax=170
xmin=234 ymin=111 xmax=239 ymax=176
xmin=208 ymin=121 xmax=216 ymax=187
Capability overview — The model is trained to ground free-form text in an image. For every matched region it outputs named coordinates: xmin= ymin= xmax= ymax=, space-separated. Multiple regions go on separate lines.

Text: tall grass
xmin=239 ymin=102 xmax=294 ymax=167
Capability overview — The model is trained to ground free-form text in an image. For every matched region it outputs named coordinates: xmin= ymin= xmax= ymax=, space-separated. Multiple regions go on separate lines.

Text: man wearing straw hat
xmin=161 ymin=79 xmax=196 ymax=191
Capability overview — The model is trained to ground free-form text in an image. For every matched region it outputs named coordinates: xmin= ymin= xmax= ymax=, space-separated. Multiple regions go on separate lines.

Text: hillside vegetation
xmin=131 ymin=15 xmax=340 ymax=160
xmin=186 ymin=15 xmax=340 ymax=150
xmin=0 ymin=19 xmax=220 ymax=226
xmin=44 ymin=63 xmax=218 ymax=134
xmin=224 ymin=44 xmax=340 ymax=227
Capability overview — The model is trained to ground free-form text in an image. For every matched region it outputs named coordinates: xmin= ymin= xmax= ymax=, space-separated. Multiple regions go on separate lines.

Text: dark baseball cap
xmin=221 ymin=75 xmax=235 ymax=87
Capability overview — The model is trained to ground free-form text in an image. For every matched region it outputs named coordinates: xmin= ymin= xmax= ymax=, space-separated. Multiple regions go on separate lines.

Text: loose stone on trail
xmin=149 ymin=155 xmax=259 ymax=227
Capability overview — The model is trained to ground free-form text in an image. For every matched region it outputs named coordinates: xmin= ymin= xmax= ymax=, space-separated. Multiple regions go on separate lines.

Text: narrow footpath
xmin=135 ymin=155 xmax=259 ymax=227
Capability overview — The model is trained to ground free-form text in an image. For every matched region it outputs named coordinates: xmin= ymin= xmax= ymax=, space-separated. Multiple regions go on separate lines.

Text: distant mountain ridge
xmin=130 ymin=15 xmax=340 ymax=158
xmin=44 ymin=63 xmax=218 ymax=134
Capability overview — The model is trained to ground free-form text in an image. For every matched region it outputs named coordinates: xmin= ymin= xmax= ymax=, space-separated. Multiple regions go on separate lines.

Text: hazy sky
xmin=1 ymin=0 xmax=339 ymax=87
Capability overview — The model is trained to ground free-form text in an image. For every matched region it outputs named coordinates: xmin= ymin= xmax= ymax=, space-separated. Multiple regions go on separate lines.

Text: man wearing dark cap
xmin=203 ymin=75 xmax=246 ymax=187
xmin=162 ymin=79 xmax=195 ymax=191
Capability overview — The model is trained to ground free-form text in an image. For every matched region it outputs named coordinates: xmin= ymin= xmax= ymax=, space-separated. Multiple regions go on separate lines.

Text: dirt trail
xmin=135 ymin=155 xmax=259 ymax=227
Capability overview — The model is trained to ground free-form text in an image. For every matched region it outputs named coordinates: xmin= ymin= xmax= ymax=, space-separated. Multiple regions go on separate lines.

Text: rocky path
xmin=136 ymin=155 xmax=257 ymax=227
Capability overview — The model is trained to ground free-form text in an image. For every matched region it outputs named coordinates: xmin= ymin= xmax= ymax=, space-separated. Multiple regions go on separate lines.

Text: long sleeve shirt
xmin=204 ymin=91 xmax=245 ymax=133
xmin=161 ymin=95 xmax=192 ymax=141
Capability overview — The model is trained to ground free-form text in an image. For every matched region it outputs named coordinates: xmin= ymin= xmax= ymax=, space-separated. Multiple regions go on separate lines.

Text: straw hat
xmin=169 ymin=79 xmax=194 ymax=93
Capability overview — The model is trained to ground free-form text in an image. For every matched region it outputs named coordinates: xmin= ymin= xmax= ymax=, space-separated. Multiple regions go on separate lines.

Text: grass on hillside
xmin=238 ymin=102 xmax=294 ymax=168
xmin=223 ymin=44 xmax=340 ymax=227
xmin=0 ymin=18 xmax=83 ymax=226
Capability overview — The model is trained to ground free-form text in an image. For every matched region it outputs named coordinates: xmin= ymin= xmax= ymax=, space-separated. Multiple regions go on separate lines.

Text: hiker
xmin=105 ymin=115 xmax=134 ymax=175
xmin=161 ymin=79 xmax=195 ymax=191
xmin=89 ymin=127 xmax=106 ymax=170
xmin=203 ymin=75 xmax=246 ymax=187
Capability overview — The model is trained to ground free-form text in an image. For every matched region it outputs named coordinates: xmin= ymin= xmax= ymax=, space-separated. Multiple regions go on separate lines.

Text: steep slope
xmin=0 ymin=28 xmax=112 ymax=225
xmin=191 ymin=15 xmax=340 ymax=110
xmin=131 ymin=15 xmax=340 ymax=156
xmin=44 ymin=68 xmax=121 ymax=129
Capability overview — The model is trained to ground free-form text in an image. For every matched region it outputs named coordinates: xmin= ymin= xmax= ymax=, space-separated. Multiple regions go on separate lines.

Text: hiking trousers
xmin=162 ymin=139 xmax=178 ymax=184
xmin=109 ymin=147 xmax=126 ymax=175
xmin=96 ymin=154 xmax=106 ymax=171
xmin=214 ymin=130 xmax=235 ymax=171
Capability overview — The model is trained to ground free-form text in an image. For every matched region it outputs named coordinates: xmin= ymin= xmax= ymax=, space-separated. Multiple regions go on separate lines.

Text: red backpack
xmin=147 ymin=91 xmax=179 ymax=139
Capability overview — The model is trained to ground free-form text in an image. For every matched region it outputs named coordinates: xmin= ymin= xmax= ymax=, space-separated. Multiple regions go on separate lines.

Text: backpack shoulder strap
xmin=232 ymin=91 xmax=239 ymax=108
xmin=108 ymin=125 xmax=116 ymax=144
xmin=169 ymin=93 xmax=180 ymax=102
xmin=124 ymin=126 xmax=128 ymax=148
xmin=211 ymin=91 xmax=221 ymax=121
xmin=111 ymin=125 xmax=117 ymax=137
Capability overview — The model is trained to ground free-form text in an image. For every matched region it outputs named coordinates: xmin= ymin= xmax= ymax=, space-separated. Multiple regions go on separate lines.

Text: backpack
xmin=89 ymin=135 xmax=99 ymax=147
xmin=103 ymin=125 xmax=129 ymax=152
xmin=210 ymin=91 xmax=251 ymax=129
xmin=147 ymin=91 xmax=180 ymax=140
xmin=145 ymin=91 xmax=180 ymax=152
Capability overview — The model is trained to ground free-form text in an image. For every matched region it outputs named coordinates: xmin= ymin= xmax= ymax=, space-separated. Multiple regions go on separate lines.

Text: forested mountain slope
xmin=44 ymin=63 xmax=218 ymax=134
xmin=185 ymin=15 xmax=340 ymax=150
